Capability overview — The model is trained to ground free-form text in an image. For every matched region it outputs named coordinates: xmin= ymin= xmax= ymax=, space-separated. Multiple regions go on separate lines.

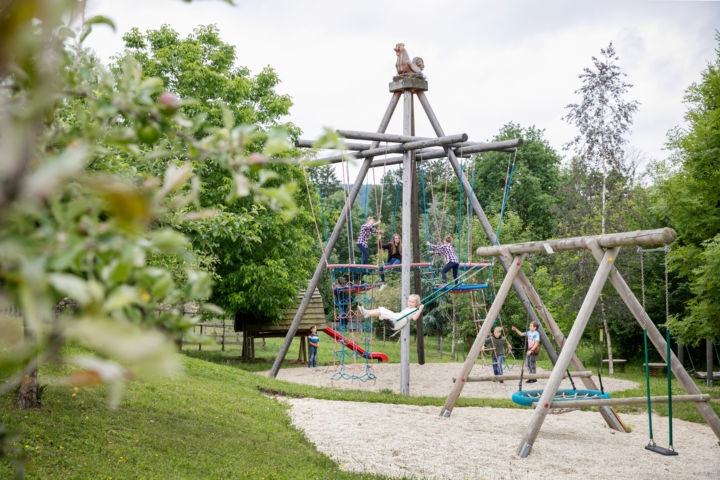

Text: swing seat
xmin=645 ymin=443 xmax=678 ymax=456
xmin=511 ymin=388 xmax=610 ymax=407
xmin=433 ymin=283 xmax=488 ymax=293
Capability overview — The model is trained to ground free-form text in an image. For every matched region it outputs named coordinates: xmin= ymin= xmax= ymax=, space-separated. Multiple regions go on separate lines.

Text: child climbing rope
xmin=356 ymin=216 xmax=383 ymax=265
xmin=358 ymin=293 xmax=424 ymax=331
xmin=378 ymin=233 xmax=402 ymax=290
xmin=427 ymin=235 xmax=459 ymax=285
xmin=513 ymin=321 xmax=540 ymax=382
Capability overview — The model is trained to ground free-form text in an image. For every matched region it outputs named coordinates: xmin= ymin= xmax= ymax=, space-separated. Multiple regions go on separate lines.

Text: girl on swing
xmin=358 ymin=293 xmax=424 ymax=331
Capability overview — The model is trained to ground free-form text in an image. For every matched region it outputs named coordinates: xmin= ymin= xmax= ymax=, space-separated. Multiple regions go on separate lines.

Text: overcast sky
xmin=86 ymin=0 xmax=720 ymax=174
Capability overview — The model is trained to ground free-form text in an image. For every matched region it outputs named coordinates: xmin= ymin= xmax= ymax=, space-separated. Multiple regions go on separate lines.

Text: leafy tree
xmin=472 ymin=123 xmax=561 ymax=239
xmin=0 ymin=1 xmax=296 ymax=452
xmin=658 ymin=34 xmax=720 ymax=345
xmin=562 ymin=42 xmax=640 ymax=370
xmin=563 ymin=41 xmax=640 ymax=234
xmin=118 ymin=25 xmax=316 ymax=327
xmin=308 ymin=164 xmax=341 ymax=197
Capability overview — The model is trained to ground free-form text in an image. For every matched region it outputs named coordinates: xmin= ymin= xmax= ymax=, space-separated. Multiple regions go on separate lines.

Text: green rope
xmin=644 ymin=329 xmax=654 ymax=442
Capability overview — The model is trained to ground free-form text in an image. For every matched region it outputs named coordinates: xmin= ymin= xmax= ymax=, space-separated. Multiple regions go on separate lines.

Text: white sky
xmin=86 ymin=0 xmax=720 ymax=175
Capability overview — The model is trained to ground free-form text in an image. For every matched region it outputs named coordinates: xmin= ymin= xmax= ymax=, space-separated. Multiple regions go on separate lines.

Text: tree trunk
xmin=16 ymin=316 xmax=40 ymax=409
xmin=599 ymin=295 xmax=614 ymax=374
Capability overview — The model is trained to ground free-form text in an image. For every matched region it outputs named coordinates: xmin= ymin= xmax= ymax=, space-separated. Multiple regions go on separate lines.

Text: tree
xmin=118 ymin=25 xmax=316 ymax=328
xmin=0 ymin=0 xmax=296 ymax=442
xmin=658 ymin=34 xmax=720 ymax=345
xmin=472 ymin=123 xmax=561 ymax=239
xmin=563 ymin=41 xmax=640 ymax=234
xmin=307 ymin=165 xmax=341 ymax=197
xmin=562 ymin=42 xmax=640 ymax=372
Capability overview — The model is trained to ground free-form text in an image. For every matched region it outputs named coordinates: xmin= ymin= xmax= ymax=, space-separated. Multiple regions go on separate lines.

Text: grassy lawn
xmin=2 ymin=339 xmax=718 ymax=479
xmin=0 ymin=355 xmax=393 ymax=480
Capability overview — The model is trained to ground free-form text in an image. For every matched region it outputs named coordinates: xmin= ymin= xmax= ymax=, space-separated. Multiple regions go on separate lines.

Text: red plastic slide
xmin=323 ymin=326 xmax=388 ymax=363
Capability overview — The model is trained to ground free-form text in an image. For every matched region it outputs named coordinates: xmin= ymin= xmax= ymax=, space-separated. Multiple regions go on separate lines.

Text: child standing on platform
xmin=307 ymin=325 xmax=319 ymax=368
xmin=427 ymin=235 xmax=459 ymax=284
xmin=358 ymin=294 xmax=424 ymax=331
xmin=356 ymin=217 xmax=383 ymax=265
xmin=512 ymin=321 xmax=540 ymax=382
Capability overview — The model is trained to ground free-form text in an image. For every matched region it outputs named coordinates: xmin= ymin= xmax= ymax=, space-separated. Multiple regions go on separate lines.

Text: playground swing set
xmin=271 ymin=43 xmax=720 ymax=459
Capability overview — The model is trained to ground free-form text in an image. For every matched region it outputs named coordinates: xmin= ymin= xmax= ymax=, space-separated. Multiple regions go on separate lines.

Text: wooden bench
xmin=602 ymin=358 xmax=627 ymax=373
xmin=645 ymin=362 xmax=667 ymax=377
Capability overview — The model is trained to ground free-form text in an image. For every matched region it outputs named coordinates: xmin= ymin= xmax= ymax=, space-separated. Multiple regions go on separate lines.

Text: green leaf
xmin=48 ymin=273 xmax=90 ymax=305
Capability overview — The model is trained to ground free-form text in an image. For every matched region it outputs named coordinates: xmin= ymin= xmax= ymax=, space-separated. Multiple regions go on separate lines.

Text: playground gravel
xmin=282 ymin=396 xmax=720 ymax=480
xmin=269 ymin=362 xmax=638 ymax=398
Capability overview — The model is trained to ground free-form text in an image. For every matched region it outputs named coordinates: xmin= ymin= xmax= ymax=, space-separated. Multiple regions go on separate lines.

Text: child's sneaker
xmin=379 ymin=283 xmax=386 ymax=292
xmin=357 ymin=306 xmax=369 ymax=318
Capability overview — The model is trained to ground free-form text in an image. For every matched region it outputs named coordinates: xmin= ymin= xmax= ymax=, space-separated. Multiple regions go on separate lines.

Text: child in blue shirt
xmin=512 ymin=321 xmax=540 ymax=382
xmin=308 ymin=325 xmax=319 ymax=368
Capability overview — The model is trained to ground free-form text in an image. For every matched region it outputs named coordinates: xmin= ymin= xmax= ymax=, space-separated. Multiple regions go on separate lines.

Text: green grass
xmin=0 ymin=356 xmax=394 ymax=480
xmin=2 ymin=340 xmax=718 ymax=479
xmin=183 ymin=333 xmax=471 ymax=373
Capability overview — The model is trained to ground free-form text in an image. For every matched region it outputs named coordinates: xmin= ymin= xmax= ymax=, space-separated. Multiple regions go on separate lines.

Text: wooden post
xmin=586 ymin=240 xmax=720 ymax=443
xmin=411 ymin=105 xmax=425 ymax=365
xmin=400 ymin=89 xmax=413 ymax=395
xmin=516 ymin=246 xmax=619 ymax=458
xmin=707 ymin=339 xmax=714 ymax=388
xmin=514 ymin=269 xmax=625 ymax=431
xmin=269 ymin=92 xmax=401 ymax=378
xmin=441 ymin=252 xmax=526 ymax=417
xmin=541 ymin=394 xmax=710 ymax=409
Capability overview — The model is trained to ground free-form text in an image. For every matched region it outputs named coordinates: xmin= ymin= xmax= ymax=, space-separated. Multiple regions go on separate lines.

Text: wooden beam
xmin=476 ymin=229 xmax=676 ymax=257
xmin=455 ymin=371 xmax=593 ymax=382
xmin=539 ymin=394 xmax=710 ymax=409
xmin=440 ymin=253 xmax=526 ymax=417
xmin=586 ymin=239 xmax=720 ymax=443
xmin=314 ymin=133 xmax=467 ymax=164
xmin=268 ymin=92 xmax=401 ymax=378
xmin=399 ymin=90 xmax=413 ymax=396
xmin=516 ymin=246 xmax=620 ymax=457
xmin=295 ymin=139 xmax=371 ymax=151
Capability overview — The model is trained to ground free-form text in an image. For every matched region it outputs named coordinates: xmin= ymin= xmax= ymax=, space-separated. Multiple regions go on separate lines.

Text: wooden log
xmin=476 ymin=229 xmax=676 ymax=257
xmin=315 ymin=133 xmax=467 ymax=164
xmin=516 ymin=246 xmax=620 ymax=457
xmin=538 ymin=394 xmax=710 ymax=409
xmin=295 ymin=139 xmax=371 ymax=151
xmin=454 ymin=371 xmax=593 ymax=382
xmin=587 ymin=239 xmax=720 ymax=443
xmin=400 ymin=90 xmax=413 ymax=396
xmin=440 ymin=252 xmax=526 ymax=416
xmin=269 ymin=92 xmax=401 ymax=378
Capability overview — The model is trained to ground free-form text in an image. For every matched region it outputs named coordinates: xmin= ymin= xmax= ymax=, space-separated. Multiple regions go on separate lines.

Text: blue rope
xmin=465 ymin=164 xmax=476 ymax=263
xmin=495 ymin=151 xmax=516 ymax=245
xmin=457 ymin=158 xmax=463 ymax=240
xmin=421 ymin=168 xmax=431 ymax=254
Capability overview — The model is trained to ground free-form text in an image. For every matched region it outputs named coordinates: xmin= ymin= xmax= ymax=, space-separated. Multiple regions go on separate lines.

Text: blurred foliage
xmin=0 ymin=1 xmax=300 ymax=449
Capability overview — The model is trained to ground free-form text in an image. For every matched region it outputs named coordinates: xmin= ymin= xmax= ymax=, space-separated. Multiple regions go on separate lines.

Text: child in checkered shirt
xmin=427 ymin=235 xmax=459 ymax=284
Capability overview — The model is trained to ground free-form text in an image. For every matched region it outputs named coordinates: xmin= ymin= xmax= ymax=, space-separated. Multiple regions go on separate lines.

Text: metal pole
xmin=269 ymin=92 xmax=401 ymax=378
xmin=400 ymin=90 xmax=413 ymax=395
